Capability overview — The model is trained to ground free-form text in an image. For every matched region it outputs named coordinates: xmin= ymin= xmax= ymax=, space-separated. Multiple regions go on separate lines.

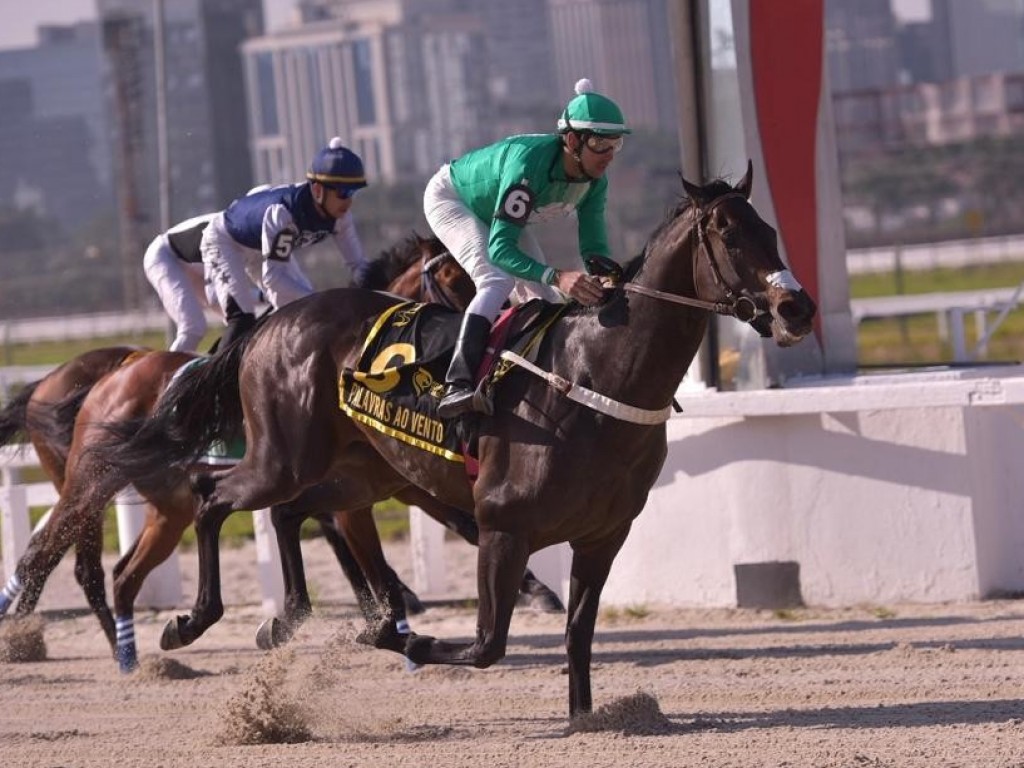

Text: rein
xmin=622 ymin=192 xmax=763 ymax=323
xmin=420 ymin=252 xmax=461 ymax=310
xmin=499 ymin=190 xmax=769 ymax=425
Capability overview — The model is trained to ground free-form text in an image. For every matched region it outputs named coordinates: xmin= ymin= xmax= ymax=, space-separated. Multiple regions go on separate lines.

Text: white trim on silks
xmin=499 ymin=351 xmax=673 ymax=425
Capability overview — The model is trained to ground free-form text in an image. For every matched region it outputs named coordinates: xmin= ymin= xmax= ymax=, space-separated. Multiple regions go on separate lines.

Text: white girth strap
xmin=499 ymin=351 xmax=673 ymax=425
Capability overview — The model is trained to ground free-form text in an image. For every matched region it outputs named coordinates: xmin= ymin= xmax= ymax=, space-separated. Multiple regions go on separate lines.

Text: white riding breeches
xmin=423 ymin=164 xmax=562 ymax=322
xmin=201 ymin=212 xmax=310 ymax=321
xmin=143 ymin=234 xmax=208 ymax=352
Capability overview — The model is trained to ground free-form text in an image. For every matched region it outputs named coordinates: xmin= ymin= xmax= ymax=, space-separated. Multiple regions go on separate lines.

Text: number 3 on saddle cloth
xmin=339 ymin=300 xmax=568 ymax=480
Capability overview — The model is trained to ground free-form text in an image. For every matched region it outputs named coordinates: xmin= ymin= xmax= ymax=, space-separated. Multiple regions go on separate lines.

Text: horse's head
xmin=411 ymin=234 xmax=475 ymax=311
xmin=668 ymin=161 xmax=816 ymax=346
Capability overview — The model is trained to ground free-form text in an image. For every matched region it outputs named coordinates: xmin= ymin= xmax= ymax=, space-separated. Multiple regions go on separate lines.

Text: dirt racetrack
xmin=3 ymin=536 xmax=1024 ymax=767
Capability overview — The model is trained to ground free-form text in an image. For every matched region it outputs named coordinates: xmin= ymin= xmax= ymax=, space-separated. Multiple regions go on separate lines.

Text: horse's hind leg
xmin=111 ymin=485 xmax=192 ymax=672
xmin=255 ymin=504 xmax=316 ymax=650
xmin=163 ymin=457 xmax=328 ymax=650
xmin=73 ymin=515 xmax=116 ymax=652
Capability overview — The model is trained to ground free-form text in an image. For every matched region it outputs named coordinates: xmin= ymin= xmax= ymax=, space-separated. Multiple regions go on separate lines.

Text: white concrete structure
xmin=601 ymin=366 xmax=1024 ymax=608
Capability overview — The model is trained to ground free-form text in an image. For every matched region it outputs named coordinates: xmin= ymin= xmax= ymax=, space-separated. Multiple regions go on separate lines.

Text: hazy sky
xmin=0 ymin=0 xmax=299 ymax=50
xmin=0 ymin=0 xmax=933 ymax=51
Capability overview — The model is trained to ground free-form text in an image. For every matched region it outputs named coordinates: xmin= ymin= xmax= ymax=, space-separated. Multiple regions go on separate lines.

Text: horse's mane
xmin=362 ymin=232 xmax=437 ymax=290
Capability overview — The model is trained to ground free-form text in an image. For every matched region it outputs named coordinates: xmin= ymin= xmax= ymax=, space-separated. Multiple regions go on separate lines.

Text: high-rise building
xmin=547 ymin=0 xmax=677 ymax=134
xmin=824 ymin=0 xmax=900 ymax=93
xmin=931 ymin=0 xmax=1024 ymax=80
xmin=96 ymin=0 xmax=264 ymax=231
xmin=0 ymin=23 xmax=112 ymax=235
xmin=242 ymin=0 xmax=490 ymax=184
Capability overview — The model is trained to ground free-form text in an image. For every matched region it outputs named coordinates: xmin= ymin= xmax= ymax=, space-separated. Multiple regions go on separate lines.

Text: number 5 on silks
xmin=268 ymin=230 xmax=297 ymax=261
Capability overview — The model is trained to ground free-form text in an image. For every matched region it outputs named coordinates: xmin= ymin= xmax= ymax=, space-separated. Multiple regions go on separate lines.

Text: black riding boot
xmin=213 ymin=296 xmax=255 ymax=353
xmin=437 ymin=313 xmax=492 ymax=419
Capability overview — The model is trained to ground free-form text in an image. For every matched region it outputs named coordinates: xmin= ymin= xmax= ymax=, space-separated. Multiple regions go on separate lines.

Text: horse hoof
xmin=159 ymin=616 xmax=188 ymax=651
xmin=404 ymin=633 xmax=433 ymax=665
xmin=116 ymin=643 xmax=139 ymax=674
xmin=354 ymin=627 xmax=376 ymax=647
xmin=255 ymin=618 xmax=292 ymax=651
xmin=523 ymin=588 xmax=565 ymax=614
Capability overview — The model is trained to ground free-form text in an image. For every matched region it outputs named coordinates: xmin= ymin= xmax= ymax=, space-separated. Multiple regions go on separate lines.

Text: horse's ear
xmin=737 ymin=159 xmax=753 ymax=199
xmin=680 ymin=173 xmax=706 ymax=206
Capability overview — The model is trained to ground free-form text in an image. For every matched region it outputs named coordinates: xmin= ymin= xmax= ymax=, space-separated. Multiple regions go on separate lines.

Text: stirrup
xmin=437 ymin=385 xmax=476 ymax=419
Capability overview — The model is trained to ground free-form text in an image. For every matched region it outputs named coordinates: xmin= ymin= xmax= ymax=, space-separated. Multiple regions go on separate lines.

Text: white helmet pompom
xmin=574 ymin=78 xmax=594 ymax=95
xmin=328 ymin=136 xmax=344 ymax=150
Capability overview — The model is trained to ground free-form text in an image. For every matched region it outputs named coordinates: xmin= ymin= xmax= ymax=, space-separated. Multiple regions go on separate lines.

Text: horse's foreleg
xmin=73 ymin=515 xmax=116 ymax=652
xmin=113 ymin=492 xmax=192 ymax=671
xmin=396 ymin=488 xmax=561 ymax=613
xmin=564 ymin=524 xmax=632 ymax=717
xmin=317 ymin=512 xmax=377 ymax=618
xmin=334 ymin=508 xmax=409 ymax=653
xmin=405 ymin=527 xmax=528 ymax=667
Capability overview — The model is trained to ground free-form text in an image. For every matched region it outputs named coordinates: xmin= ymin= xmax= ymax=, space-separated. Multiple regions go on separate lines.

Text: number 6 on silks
xmin=497 ymin=184 xmax=534 ymax=225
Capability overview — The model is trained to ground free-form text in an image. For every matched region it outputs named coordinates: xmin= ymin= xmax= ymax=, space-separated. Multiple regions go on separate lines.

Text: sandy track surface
xmin=3 ymin=537 xmax=1024 ymax=767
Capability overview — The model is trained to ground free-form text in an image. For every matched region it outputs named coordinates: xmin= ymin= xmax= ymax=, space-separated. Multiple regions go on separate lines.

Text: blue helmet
xmin=307 ymin=137 xmax=368 ymax=193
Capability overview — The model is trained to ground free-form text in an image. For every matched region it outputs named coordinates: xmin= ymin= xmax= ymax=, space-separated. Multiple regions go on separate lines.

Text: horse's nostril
xmin=777 ymin=297 xmax=815 ymax=323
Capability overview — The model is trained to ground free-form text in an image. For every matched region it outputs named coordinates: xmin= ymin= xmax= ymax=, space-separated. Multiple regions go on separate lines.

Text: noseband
xmin=623 ymin=192 xmax=768 ymax=324
xmin=420 ymin=251 xmax=461 ymax=310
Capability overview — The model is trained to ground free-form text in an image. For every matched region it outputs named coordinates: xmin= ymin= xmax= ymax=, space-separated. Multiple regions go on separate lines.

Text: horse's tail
xmin=0 ymin=380 xmax=39 ymax=448
xmin=23 ymin=385 xmax=94 ymax=459
xmin=93 ymin=336 xmax=251 ymax=483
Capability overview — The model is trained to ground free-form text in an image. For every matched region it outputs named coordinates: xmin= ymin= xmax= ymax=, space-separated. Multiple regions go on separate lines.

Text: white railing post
xmin=0 ymin=485 xmax=30 ymax=582
xmin=115 ymin=486 xmax=182 ymax=608
xmin=949 ymin=307 xmax=968 ymax=362
xmin=252 ymin=508 xmax=284 ymax=617
xmin=409 ymin=506 xmax=446 ymax=597
xmin=527 ymin=543 xmax=572 ymax=607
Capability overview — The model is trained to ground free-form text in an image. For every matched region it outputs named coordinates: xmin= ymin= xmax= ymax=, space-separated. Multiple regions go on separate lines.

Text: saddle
xmin=339 ymin=300 xmax=567 ymax=469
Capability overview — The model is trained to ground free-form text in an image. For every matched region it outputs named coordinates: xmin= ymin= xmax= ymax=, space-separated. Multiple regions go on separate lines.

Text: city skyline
xmin=2 ymin=0 xmax=934 ymax=50
xmin=0 ymin=0 xmax=297 ymax=49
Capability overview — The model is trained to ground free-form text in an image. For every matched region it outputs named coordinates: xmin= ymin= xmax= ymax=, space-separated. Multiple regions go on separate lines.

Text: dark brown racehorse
xmin=0 ymin=233 xmax=559 ymax=671
xmin=97 ymin=166 xmax=817 ymax=716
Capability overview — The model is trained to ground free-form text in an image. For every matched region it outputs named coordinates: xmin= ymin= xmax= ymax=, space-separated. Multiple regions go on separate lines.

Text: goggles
xmin=329 ymin=187 xmax=358 ymax=200
xmin=584 ymin=134 xmax=625 ymax=155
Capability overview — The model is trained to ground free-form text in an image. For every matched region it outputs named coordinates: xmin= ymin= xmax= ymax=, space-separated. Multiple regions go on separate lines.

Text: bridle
xmin=420 ymin=251 xmax=463 ymax=310
xmin=622 ymin=191 xmax=769 ymax=324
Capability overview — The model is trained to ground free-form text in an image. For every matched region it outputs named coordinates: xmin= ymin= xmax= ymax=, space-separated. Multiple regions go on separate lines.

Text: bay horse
xmin=0 ymin=233 xmax=559 ymax=671
xmin=96 ymin=164 xmax=817 ymax=716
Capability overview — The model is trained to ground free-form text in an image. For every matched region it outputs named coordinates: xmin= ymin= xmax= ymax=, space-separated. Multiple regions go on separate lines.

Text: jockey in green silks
xmin=423 ymin=78 xmax=631 ymax=418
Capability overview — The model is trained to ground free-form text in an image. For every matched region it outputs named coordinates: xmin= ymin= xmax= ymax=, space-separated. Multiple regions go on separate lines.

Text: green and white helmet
xmin=556 ymin=78 xmax=631 ymax=136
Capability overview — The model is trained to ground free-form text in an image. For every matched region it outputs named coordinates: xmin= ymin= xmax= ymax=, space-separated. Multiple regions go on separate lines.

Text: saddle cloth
xmin=338 ymin=300 xmax=566 ymax=465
